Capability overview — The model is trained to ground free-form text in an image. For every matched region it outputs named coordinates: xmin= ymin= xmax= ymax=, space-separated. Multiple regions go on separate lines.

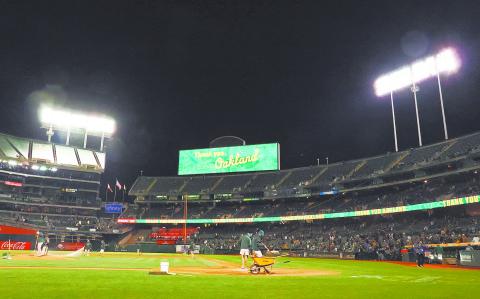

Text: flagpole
xmin=122 ymin=187 xmax=125 ymax=202
xmin=105 ymin=186 xmax=108 ymax=202
xmin=114 ymin=182 xmax=117 ymax=202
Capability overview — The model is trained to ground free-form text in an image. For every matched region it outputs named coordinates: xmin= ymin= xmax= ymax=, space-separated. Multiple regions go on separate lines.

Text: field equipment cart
xmin=250 ymin=256 xmax=276 ymax=274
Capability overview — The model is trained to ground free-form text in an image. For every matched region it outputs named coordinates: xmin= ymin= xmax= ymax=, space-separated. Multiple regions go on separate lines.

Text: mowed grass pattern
xmin=0 ymin=251 xmax=479 ymax=299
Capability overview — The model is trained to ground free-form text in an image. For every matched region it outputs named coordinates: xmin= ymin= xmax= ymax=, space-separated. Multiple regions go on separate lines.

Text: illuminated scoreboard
xmin=178 ymin=143 xmax=280 ymax=175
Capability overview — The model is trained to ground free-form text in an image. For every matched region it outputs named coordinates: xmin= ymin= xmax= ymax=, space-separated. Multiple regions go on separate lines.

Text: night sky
xmin=1 ymin=1 xmax=480 ymax=188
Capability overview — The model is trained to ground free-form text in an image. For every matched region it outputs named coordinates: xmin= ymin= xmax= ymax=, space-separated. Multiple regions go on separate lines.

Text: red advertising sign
xmin=156 ymin=240 xmax=176 ymax=245
xmin=4 ymin=181 xmax=23 ymax=187
xmin=117 ymin=218 xmax=136 ymax=224
xmin=0 ymin=241 xmax=32 ymax=250
xmin=0 ymin=225 xmax=37 ymax=235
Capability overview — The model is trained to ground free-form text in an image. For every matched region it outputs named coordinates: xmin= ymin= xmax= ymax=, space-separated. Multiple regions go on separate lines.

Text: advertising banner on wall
xmin=105 ymin=203 xmax=124 ymax=213
xmin=0 ymin=240 xmax=32 ymax=250
xmin=56 ymin=242 xmax=85 ymax=251
xmin=118 ymin=195 xmax=480 ymax=225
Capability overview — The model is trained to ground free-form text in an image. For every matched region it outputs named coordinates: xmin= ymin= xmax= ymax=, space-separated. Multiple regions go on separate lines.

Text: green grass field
xmin=1 ymin=251 xmax=479 ymax=299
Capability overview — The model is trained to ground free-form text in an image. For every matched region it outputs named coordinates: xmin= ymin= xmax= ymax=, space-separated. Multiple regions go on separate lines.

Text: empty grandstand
xmin=128 ymin=131 xmax=480 ymax=200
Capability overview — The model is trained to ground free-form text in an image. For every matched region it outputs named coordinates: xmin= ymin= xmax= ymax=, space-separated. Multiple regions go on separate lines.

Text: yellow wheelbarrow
xmin=250 ymin=256 xmax=276 ymax=274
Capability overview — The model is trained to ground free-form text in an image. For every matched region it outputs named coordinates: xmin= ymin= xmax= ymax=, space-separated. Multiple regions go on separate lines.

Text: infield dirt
xmin=0 ymin=253 xmax=339 ymax=277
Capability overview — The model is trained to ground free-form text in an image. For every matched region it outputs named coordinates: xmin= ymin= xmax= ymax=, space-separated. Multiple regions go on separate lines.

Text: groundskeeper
xmin=239 ymin=233 xmax=252 ymax=269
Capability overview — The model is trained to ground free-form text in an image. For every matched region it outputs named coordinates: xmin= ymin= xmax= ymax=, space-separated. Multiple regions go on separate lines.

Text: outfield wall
xmin=121 ymin=243 xmax=176 ymax=253
xmin=0 ymin=225 xmax=37 ymax=250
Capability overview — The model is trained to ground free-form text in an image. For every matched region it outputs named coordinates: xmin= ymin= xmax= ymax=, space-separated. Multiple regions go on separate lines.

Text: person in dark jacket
xmin=251 ymin=229 xmax=266 ymax=257
xmin=415 ymin=242 xmax=425 ymax=267
xmin=239 ymin=233 xmax=252 ymax=269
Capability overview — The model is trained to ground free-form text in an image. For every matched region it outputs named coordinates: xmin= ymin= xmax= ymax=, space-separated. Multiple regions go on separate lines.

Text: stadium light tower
xmin=389 ymin=91 xmax=398 ymax=152
xmin=38 ymin=105 xmax=116 ymax=151
xmin=374 ymin=48 xmax=461 ymax=148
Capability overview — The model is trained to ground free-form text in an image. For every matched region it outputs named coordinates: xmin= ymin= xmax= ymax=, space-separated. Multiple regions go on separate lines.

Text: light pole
xmin=374 ymin=47 xmax=460 ymax=149
xmin=46 ymin=125 xmax=54 ymax=142
xmin=436 ymin=72 xmax=448 ymax=140
xmin=434 ymin=47 xmax=460 ymax=140
xmin=411 ymin=83 xmax=422 ymax=146
xmin=183 ymin=194 xmax=188 ymax=245
xmin=390 ymin=91 xmax=398 ymax=152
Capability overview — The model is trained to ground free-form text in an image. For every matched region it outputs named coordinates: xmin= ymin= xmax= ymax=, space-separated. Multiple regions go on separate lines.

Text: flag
xmin=123 ymin=184 xmax=127 ymax=191
xmin=107 ymin=184 xmax=113 ymax=193
xmin=116 ymin=179 xmax=122 ymax=190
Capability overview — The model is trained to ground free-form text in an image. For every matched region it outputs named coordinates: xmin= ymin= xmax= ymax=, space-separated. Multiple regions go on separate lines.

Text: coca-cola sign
xmin=0 ymin=241 xmax=32 ymax=250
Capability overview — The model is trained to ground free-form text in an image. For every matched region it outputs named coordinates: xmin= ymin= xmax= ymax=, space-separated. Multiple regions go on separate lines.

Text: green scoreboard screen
xmin=178 ymin=143 xmax=280 ymax=175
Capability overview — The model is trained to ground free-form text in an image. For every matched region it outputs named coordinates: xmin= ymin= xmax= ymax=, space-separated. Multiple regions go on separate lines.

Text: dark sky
xmin=1 ymin=0 xmax=480 ymax=188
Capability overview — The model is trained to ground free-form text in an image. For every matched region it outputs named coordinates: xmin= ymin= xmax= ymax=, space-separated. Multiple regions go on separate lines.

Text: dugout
xmin=120 ymin=242 xmax=176 ymax=253
xmin=403 ymin=242 xmax=480 ymax=265
xmin=459 ymin=250 xmax=480 ymax=267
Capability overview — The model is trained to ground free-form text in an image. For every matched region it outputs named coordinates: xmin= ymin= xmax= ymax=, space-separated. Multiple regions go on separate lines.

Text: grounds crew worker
xmin=100 ymin=240 xmax=106 ymax=254
xmin=188 ymin=237 xmax=196 ymax=257
xmin=239 ymin=233 xmax=252 ymax=269
xmin=251 ymin=229 xmax=266 ymax=257
xmin=85 ymin=239 xmax=92 ymax=256
xmin=36 ymin=232 xmax=45 ymax=256
xmin=41 ymin=236 xmax=49 ymax=256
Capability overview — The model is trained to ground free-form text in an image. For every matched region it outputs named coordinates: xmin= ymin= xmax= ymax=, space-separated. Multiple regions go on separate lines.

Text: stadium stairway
xmin=117 ymin=231 xmax=134 ymax=247
xmin=276 ymin=171 xmax=292 ymax=187
xmin=243 ymin=175 xmax=256 ymax=190
xmin=309 ymin=167 xmax=328 ymax=185
xmin=349 ymin=160 xmax=367 ymax=178
xmin=145 ymin=178 xmax=158 ymax=194
xmin=209 ymin=177 xmax=224 ymax=192
xmin=384 ymin=151 xmax=409 ymax=172
xmin=436 ymin=140 xmax=457 ymax=159
xmin=119 ymin=229 xmax=151 ymax=246
xmin=178 ymin=180 xmax=188 ymax=194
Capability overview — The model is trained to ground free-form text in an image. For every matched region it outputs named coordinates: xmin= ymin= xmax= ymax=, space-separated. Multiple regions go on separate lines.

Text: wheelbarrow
xmin=250 ymin=256 xmax=276 ymax=274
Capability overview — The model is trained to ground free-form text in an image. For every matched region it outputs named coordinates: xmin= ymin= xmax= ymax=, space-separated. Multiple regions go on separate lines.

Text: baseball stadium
xmin=2 ymin=113 xmax=480 ymax=298
xmin=1 ymin=1 xmax=480 ymax=299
